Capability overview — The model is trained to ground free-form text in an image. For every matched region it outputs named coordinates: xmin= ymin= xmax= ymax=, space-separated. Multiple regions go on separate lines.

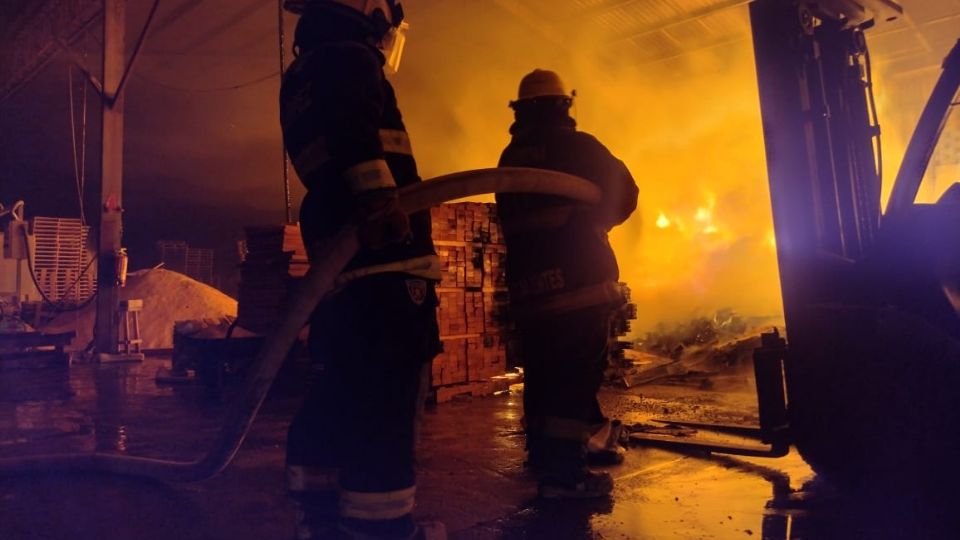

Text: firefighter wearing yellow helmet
xmin=511 ymin=68 xmax=572 ymax=104
xmin=497 ymin=69 xmax=639 ymax=499
xmin=280 ymin=1 xmax=444 ymax=539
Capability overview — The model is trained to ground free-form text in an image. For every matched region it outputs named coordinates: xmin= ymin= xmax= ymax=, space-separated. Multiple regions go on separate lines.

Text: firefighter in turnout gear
xmin=496 ymin=69 xmax=639 ymax=498
xmin=279 ymin=1 xmax=444 ymax=538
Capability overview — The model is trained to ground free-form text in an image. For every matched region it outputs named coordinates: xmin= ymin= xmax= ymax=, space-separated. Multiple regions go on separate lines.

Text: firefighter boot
xmin=533 ymin=439 xmax=614 ymax=499
xmin=538 ymin=468 xmax=615 ymax=499
xmin=292 ymin=491 xmax=339 ymax=540
xmin=586 ymin=419 xmax=625 ymax=467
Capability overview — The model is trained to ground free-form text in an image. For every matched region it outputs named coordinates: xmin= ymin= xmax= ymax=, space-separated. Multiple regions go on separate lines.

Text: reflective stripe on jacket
xmin=281 ymin=42 xmax=435 ymax=275
xmin=496 ymin=120 xmax=638 ymax=309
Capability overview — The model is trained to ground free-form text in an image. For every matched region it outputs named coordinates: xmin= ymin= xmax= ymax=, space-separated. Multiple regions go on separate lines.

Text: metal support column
xmin=94 ymin=0 xmax=125 ymax=358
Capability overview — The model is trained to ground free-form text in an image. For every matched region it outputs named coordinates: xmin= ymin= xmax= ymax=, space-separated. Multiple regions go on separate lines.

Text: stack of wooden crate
xmin=236 ymin=224 xmax=309 ymax=332
xmin=429 ymin=202 xmax=514 ymax=401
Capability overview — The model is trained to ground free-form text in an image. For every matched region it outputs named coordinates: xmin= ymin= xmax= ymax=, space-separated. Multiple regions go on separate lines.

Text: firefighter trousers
xmin=286 ymin=272 xmax=440 ymax=518
xmin=518 ymin=305 xmax=612 ymax=471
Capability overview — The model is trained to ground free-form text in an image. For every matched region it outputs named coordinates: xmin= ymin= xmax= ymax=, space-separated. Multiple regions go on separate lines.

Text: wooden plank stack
xmin=430 ymin=202 xmax=501 ymax=244
xmin=236 ymin=224 xmax=309 ymax=333
xmin=234 ymin=205 xmax=516 ymax=400
xmin=481 ymin=244 xmax=508 ymax=289
xmin=436 ymin=290 xmax=466 ymax=336
xmin=467 ymin=333 xmax=508 ymax=382
xmin=429 ymin=202 xmax=513 ymax=401
xmin=431 ymin=336 xmax=467 ymax=386
xmin=607 ymin=282 xmax=638 ymax=380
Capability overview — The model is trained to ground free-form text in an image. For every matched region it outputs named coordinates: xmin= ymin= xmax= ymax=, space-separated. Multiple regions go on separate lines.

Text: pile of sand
xmin=44 ymin=268 xmax=238 ymax=351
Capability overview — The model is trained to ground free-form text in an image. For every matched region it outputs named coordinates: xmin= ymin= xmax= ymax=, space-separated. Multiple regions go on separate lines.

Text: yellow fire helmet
xmin=511 ymin=69 xmax=574 ymax=108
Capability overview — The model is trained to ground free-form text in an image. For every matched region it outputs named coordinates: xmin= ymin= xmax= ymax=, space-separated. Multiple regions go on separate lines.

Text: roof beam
xmin=0 ymin=0 xmax=103 ymax=104
xmin=574 ymin=0 xmax=643 ymax=18
xmin=606 ymin=0 xmax=752 ymax=45
xmin=491 ymin=0 xmax=566 ymax=47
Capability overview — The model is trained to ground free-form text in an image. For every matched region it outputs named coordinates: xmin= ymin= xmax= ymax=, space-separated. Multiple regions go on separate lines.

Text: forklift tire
xmin=788 ymin=305 xmax=960 ymax=491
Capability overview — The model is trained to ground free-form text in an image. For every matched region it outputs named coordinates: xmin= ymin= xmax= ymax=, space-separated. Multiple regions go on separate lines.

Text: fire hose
xmin=0 ymin=167 xmax=600 ymax=481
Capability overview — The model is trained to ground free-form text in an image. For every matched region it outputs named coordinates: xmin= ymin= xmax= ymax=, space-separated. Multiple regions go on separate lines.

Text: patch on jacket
xmin=406 ymin=279 xmax=427 ymax=306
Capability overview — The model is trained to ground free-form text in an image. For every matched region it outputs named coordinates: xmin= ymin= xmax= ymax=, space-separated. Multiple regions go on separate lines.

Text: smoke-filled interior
xmin=394 ymin=3 xmax=781 ymax=333
xmin=1 ymin=0 xmax=956 ymax=337
xmin=390 ymin=1 xmax=957 ymax=335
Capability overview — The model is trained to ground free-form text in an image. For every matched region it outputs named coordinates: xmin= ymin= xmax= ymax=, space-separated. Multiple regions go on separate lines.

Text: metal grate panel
xmin=157 ymin=240 xmax=215 ymax=285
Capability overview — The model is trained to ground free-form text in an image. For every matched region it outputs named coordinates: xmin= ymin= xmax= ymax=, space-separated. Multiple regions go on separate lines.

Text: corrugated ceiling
xmin=490 ymin=0 xmax=958 ymax=71
xmin=1 ymin=0 xmax=957 ymax=94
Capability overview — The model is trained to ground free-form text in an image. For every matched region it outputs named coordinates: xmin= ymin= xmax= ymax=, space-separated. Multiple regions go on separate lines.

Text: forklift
xmin=631 ymin=0 xmax=960 ymax=488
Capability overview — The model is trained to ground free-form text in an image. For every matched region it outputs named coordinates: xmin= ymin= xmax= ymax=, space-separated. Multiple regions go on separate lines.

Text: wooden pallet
xmin=30 ymin=217 xmax=95 ymax=304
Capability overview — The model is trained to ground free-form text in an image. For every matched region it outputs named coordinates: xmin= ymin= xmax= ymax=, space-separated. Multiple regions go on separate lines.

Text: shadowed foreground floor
xmin=0 ymin=356 xmax=955 ymax=539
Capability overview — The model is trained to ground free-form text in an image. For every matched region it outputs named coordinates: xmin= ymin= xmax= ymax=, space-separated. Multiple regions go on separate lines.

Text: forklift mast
xmin=750 ymin=0 xmax=960 ymax=484
xmin=749 ymin=0 xmax=893 ymax=333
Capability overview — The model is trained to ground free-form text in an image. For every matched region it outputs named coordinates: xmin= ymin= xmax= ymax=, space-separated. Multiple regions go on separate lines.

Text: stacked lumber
xmin=465 ymin=291 xmax=485 ymax=334
xmin=430 ymin=204 xmax=460 ymax=242
xmin=436 ymin=291 xmax=467 ymax=336
xmin=467 ymin=334 xmax=507 ymax=382
xmin=429 ymin=203 xmax=512 ymax=401
xmin=235 ymin=205 xmax=516 ymax=400
xmin=481 ymin=244 xmax=507 ymax=289
xmin=435 ymin=245 xmax=484 ymax=289
xmin=430 ymin=202 xmax=501 ymax=243
xmin=236 ymin=224 xmax=308 ymax=332
xmin=430 ymin=333 xmax=510 ymax=397
xmin=483 ymin=290 xmax=511 ymax=330
xmin=431 ymin=336 xmax=467 ymax=386
xmin=607 ymin=283 xmax=638 ymax=379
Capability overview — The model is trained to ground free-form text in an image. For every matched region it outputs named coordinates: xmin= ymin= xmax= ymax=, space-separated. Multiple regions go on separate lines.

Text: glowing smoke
xmin=395 ymin=3 xmax=782 ymax=334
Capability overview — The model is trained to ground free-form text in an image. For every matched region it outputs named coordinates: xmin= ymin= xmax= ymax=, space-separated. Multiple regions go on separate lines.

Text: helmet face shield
xmin=381 ymin=21 xmax=408 ymax=74
xmin=285 ymin=0 xmax=407 ymax=71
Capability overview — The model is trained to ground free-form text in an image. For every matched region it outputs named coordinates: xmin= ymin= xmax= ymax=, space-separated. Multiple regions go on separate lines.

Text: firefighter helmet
xmin=283 ymin=0 xmax=404 ymax=36
xmin=514 ymin=69 xmax=571 ymax=100
xmin=285 ymin=0 xmax=408 ymax=72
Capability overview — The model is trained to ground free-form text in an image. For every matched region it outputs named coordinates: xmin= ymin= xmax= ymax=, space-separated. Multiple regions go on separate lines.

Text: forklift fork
xmin=628 ymin=329 xmax=791 ymax=458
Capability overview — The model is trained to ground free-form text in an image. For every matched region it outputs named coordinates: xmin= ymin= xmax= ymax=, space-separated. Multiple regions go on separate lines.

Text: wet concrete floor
xmin=0 ymin=357 xmax=955 ymax=539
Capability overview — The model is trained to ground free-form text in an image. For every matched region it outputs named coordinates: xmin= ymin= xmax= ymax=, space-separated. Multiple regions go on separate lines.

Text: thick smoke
xmin=395 ymin=2 xmax=782 ymax=333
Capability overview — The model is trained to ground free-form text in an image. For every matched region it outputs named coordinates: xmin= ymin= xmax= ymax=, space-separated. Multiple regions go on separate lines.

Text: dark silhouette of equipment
xmin=633 ymin=0 xmax=960 ymax=489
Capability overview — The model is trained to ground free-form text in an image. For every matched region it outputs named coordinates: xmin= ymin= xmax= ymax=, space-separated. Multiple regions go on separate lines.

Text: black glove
xmin=355 ymin=190 xmax=410 ymax=249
